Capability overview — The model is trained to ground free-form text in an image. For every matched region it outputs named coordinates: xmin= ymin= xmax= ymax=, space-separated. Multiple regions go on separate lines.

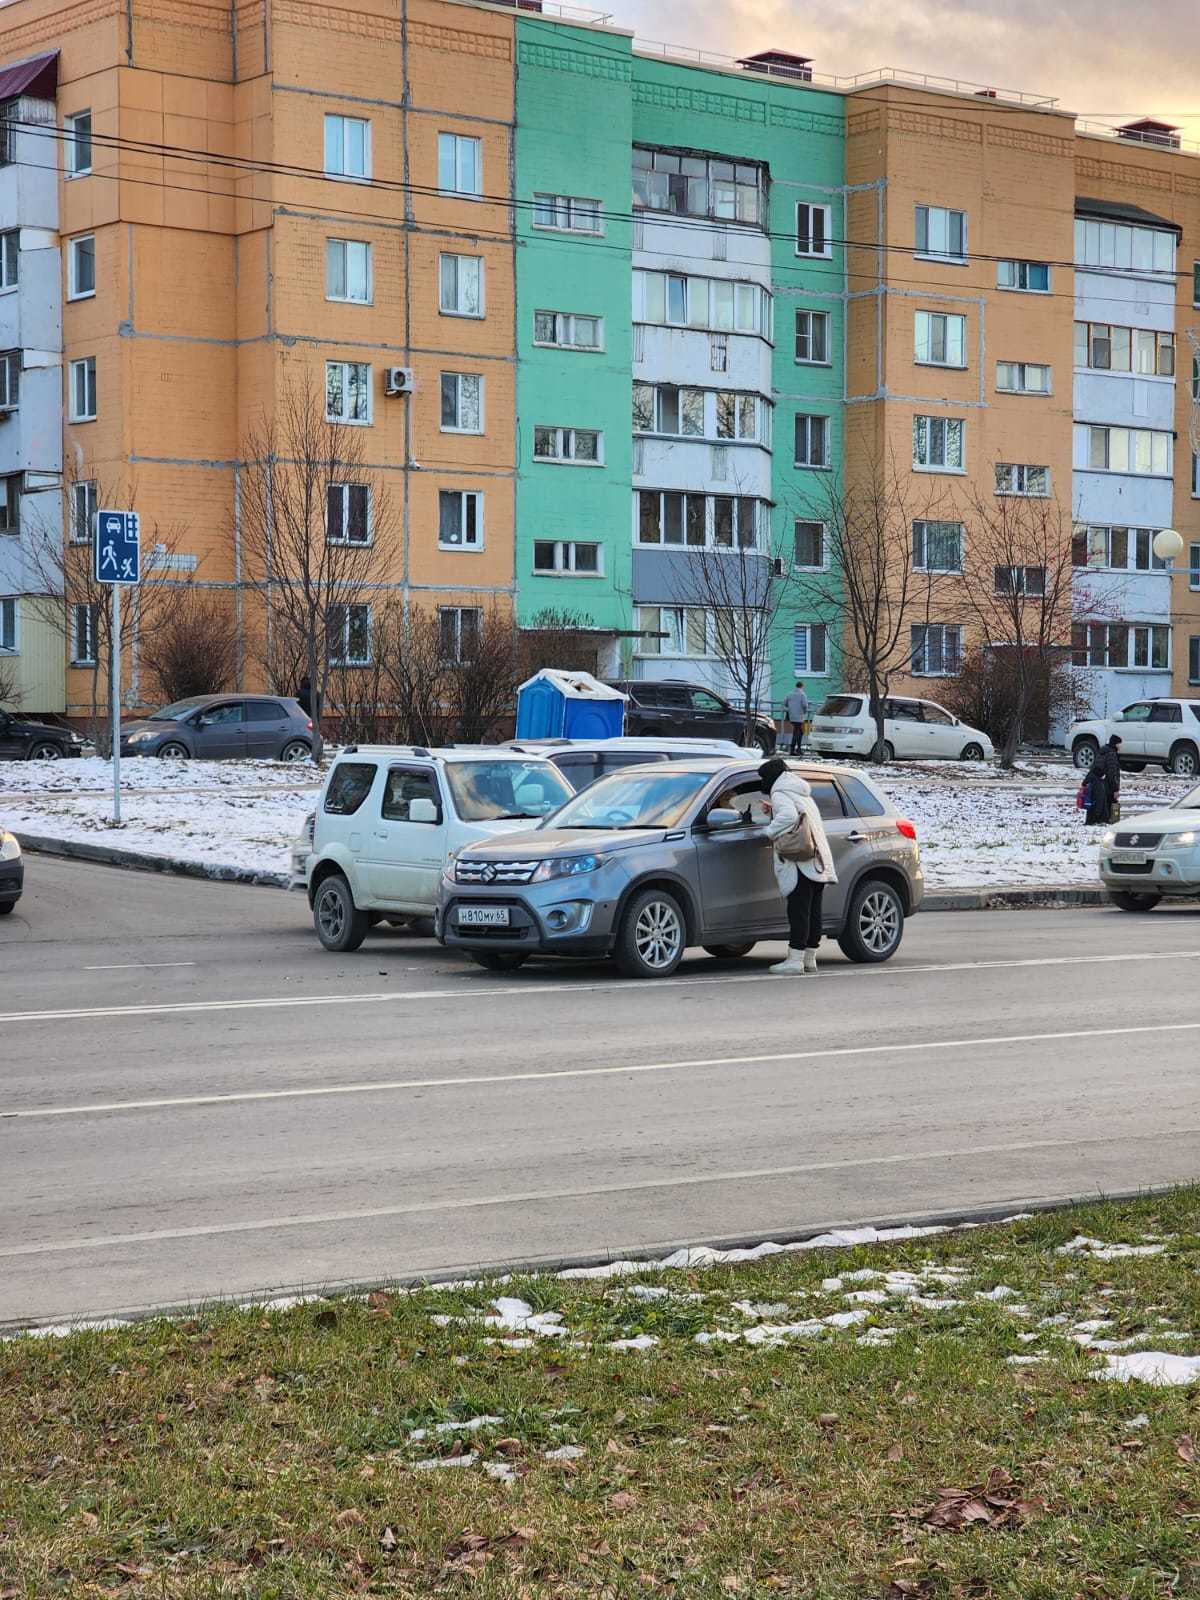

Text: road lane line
xmin=4 ymin=947 xmax=1200 ymax=1027
xmin=84 ymin=962 xmax=197 ymax=971
xmin=6 ymin=1122 xmax=1200 ymax=1260
xmin=5 ymin=1018 xmax=1200 ymax=1122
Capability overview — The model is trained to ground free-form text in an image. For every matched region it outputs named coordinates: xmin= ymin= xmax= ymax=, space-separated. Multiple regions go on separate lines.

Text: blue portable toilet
xmin=515 ymin=669 xmax=626 ymax=741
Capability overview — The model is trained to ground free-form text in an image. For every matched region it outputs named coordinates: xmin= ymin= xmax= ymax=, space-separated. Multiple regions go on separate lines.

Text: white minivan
xmin=292 ymin=746 xmax=575 ymax=951
xmin=809 ymin=694 xmax=994 ymax=763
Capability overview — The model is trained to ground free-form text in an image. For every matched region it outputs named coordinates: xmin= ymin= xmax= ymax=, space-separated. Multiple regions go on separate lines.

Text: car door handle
xmin=845 ymin=830 xmax=869 ymax=842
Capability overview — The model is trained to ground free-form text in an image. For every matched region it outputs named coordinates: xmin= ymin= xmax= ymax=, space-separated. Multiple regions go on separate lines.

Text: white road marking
xmin=4 ymin=947 xmax=1200 ymax=1028
xmin=6 ymin=1018 xmax=1200 ymax=1123
xmin=5 ymin=1121 xmax=1199 ymax=1260
xmin=83 ymin=962 xmax=197 ymax=971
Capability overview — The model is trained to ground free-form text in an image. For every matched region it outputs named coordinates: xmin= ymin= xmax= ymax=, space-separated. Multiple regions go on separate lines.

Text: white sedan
xmin=1099 ymin=782 xmax=1200 ymax=910
xmin=1069 ymin=699 xmax=1200 ymax=777
xmin=810 ymin=694 xmax=994 ymax=763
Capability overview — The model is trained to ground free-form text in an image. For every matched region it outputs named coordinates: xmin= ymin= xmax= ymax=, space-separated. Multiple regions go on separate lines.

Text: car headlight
xmin=0 ymin=831 xmax=20 ymax=862
xmin=1164 ymin=831 xmax=1197 ymax=849
xmin=533 ymin=852 xmax=603 ymax=882
xmin=1101 ymin=829 xmax=1116 ymax=847
xmin=127 ymin=730 xmax=157 ymax=744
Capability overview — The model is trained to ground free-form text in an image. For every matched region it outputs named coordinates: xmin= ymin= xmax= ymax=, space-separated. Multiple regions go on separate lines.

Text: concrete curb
xmin=922 ymin=884 xmax=1110 ymax=912
xmin=14 ymin=831 xmax=289 ymax=889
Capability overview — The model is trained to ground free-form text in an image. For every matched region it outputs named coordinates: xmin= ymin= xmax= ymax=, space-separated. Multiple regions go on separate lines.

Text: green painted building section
xmin=514 ymin=22 xmax=846 ymax=707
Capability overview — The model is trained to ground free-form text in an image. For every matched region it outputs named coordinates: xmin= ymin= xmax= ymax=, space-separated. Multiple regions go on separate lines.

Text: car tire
xmin=158 ymin=741 xmax=189 ymax=760
xmin=878 ymin=740 xmax=895 ymax=764
xmin=837 ymin=878 xmax=904 ymax=964
xmin=1072 ymin=738 xmax=1099 ymax=770
xmin=1120 ymin=760 xmax=1146 ymax=773
xmin=468 ymin=952 xmax=529 ymax=973
xmin=0 ymin=902 xmax=14 ymax=915
xmin=756 ymin=732 xmax=774 ymax=756
xmin=313 ymin=874 xmax=369 ymax=952
xmin=703 ymin=942 xmax=756 ymax=959
xmin=27 ymin=740 xmax=66 ymax=760
xmin=1108 ymin=890 xmax=1162 ymax=912
xmin=280 ymin=739 xmax=312 ymax=763
xmin=959 ymin=742 xmax=985 ymax=762
xmin=1168 ymin=742 xmax=1199 ymax=778
xmin=615 ymin=887 xmax=687 ymax=979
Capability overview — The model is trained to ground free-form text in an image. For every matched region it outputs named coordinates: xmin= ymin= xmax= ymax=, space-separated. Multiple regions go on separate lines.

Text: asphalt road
xmin=3 ymin=853 xmax=1200 ymax=1328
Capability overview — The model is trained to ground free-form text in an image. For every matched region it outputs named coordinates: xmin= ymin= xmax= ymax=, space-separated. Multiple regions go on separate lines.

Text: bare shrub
xmin=139 ymin=588 xmax=240 ymax=705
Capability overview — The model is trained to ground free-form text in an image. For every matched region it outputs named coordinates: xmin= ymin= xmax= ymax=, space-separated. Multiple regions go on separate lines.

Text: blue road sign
xmin=94 ymin=510 xmax=141 ymax=585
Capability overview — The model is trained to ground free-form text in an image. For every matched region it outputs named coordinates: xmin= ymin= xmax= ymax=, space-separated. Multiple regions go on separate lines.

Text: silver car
xmin=438 ymin=758 xmax=923 ymax=979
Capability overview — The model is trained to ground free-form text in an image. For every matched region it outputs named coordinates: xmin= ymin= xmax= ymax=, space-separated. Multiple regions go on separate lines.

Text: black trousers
xmin=786 ymin=875 xmax=824 ymax=951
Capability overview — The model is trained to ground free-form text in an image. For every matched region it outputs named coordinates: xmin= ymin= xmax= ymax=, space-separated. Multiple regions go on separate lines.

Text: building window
xmin=795 ymin=202 xmax=832 ymax=258
xmin=793 ymin=622 xmax=828 ymax=675
xmin=0 ymin=100 xmax=15 ymax=169
xmin=0 ymin=597 xmax=14 ymax=652
xmin=324 ymin=114 xmax=370 ymax=179
xmin=0 ymin=350 xmax=19 ymax=412
xmin=794 ymin=414 xmax=829 ymax=468
xmin=67 ymin=233 xmax=95 ymax=300
xmin=1190 ymin=636 xmax=1200 ymax=685
xmin=326 ymin=483 xmax=370 ymax=545
xmin=438 ymin=133 xmax=481 ymax=197
xmin=0 ymin=229 xmax=17 ymax=291
xmin=636 ymin=490 xmax=760 ymax=550
xmin=533 ymin=194 xmax=602 ymax=234
xmin=0 ymin=473 xmax=20 ymax=534
xmin=72 ymin=601 xmax=98 ymax=665
xmin=71 ymin=479 xmax=97 ymax=545
xmin=913 ymin=415 xmax=964 ymax=472
xmin=533 ymin=540 xmax=603 ymax=576
xmin=710 ymin=333 xmax=728 ymax=373
xmin=533 ymin=311 xmax=602 ymax=350
xmin=1194 ymin=455 xmax=1200 ymax=498
xmin=440 ymin=372 xmax=483 ymax=434
xmin=1073 ymin=322 xmax=1174 ymax=375
xmin=994 ymin=564 xmax=1046 ymax=597
xmin=69 ymin=356 xmax=96 ymax=422
xmin=636 ymin=605 xmax=712 ymax=659
xmin=795 ymin=309 xmax=830 ymax=364
xmin=1073 ymin=621 xmax=1169 ymax=671
xmin=1074 ymin=217 xmax=1175 ymax=275
xmin=633 ymin=147 xmax=765 ymax=226
xmin=914 ymin=311 xmax=965 ymax=367
xmin=439 ymin=606 xmax=481 ymax=662
xmin=325 ymin=239 xmax=371 ymax=303
xmin=635 ymin=270 xmax=770 ymax=337
xmin=1084 ymin=425 xmax=1170 ymax=476
xmin=912 ymin=520 xmax=964 ymax=573
xmin=997 ymin=259 xmax=1050 ymax=293
xmin=1193 ymin=355 xmax=1200 ymax=403
xmin=328 ymin=603 xmax=371 ymax=666
xmin=65 ymin=110 xmax=92 ymax=177
xmin=1073 ymin=526 xmax=1169 ymax=573
xmin=632 ymin=384 xmax=763 ymax=443
xmin=794 ymin=520 xmax=826 ymax=569
xmin=325 ymin=360 xmax=371 ymax=424
xmin=915 ymin=205 xmax=966 ymax=263
xmin=439 ymin=253 xmax=484 ymax=318
xmin=911 ymin=623 xmax=963 ymax=676
xmin=1191 ymin=542 xmax=1200 ymax=589
xmin=533 ymin=427 xmax=603 ymax=465
xmin=994 ymin=462 xmax=1049 ymax=497
xmin=997 ymin=361 xmax=1050 ymax=394
xmin=438 ymin=489 xmax=482 ymax=549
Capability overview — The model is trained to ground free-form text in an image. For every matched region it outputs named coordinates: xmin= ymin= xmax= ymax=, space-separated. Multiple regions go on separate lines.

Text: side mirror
xmin=951 ymin=716 xmax=960 ymax=726
xmin=1113 ymin=712 xmax=1125 ymax=722
xmin=704 ymin=807 xmax=743 ymax=830
xmin=409 ymin=796 xmax=440 ymax=825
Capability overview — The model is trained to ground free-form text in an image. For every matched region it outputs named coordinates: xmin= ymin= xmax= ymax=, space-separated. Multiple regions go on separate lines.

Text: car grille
xmin=1114 ymin=832 xmax=1162 ymax=849
xmin=455 ymin=858 xmax=540 ymax=885
xmin=1109 ymin=861 xmax=1154 ymax=875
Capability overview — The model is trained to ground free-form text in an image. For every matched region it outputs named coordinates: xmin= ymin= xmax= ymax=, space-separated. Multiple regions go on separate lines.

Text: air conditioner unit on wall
xmin=385 ymin=366 xmax=414 ymax=396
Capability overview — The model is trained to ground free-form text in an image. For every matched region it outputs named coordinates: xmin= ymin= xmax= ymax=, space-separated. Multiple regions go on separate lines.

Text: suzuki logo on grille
xmin=481 ymin=863 xmax=497 ymax=883
xmin=1131 ymin=835 xmax=1140 ymax=845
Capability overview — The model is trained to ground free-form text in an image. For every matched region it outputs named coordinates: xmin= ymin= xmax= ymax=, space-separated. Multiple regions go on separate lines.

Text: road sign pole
xmin=111 ymin=583 xmax=121 ymax=824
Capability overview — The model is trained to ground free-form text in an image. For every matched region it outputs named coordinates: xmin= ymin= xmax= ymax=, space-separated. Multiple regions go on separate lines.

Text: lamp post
xmin=1153 ymin=528 xmax=1185 ymax=563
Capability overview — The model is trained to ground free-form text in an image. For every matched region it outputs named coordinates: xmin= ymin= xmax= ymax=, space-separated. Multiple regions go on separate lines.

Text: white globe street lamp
xmin=1153 ymin=527 xmax=1185 ymax=562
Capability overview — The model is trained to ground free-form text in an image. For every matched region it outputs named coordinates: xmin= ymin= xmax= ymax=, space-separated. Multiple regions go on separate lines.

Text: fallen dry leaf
xmin=609 ymin=1491 xmax=638 ymax=1510
xmin=722 ymin=1578 xmax=743 ymax=1593
xmin=887 ymin=1443 xmax=905 ymax=1462
xmin=335 ymin=1509 xmax=365 ymax=1528
xmin=1177 ymin=1434 xmax=1196 ymax=1464
xmin=379 ymin=1526 xmax=399 ymax=1553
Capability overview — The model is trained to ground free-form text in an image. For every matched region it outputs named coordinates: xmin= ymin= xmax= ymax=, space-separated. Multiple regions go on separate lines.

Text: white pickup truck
xmin=291 ymin=745 xmax=574 ymax=951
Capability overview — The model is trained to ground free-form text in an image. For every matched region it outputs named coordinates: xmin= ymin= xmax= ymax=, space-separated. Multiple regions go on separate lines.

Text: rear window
xmin=839 ymin=775 xmax=888 ymax=818
xmin=324 ymin=761 xmax=376 ymax=815
xmin=809 ymin=780 xmax=846 ymax=820
xmin=820 ymin=696 xmax=862 ymax=717
xmin=245 ymin=701 xmax=288 ymax=722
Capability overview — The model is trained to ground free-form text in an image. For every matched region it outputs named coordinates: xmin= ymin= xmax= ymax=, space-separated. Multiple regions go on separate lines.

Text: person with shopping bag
xmin=758 ymin=757 xmax=837 ymax=977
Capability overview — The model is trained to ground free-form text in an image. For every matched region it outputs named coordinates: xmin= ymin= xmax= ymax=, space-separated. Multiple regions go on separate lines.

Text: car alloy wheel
xmin=1169 ymin=744 xmax=1199 ymax=777
xmin=158 ymin=741 xmax=189 ymax=759
xmin=960 ymin=742 xmax=985 ymax=761
xmin=280 ymin=740 xmax=311 ymax=763
xmin=29 ymin=741 xmax=64 ymax=760
xmin=317 ymin=885 xmax=345 ymax=944
xmin=634 ymin=898 xmax=684 ymax=971
xmin=1072 ymin=740 xmax=1098 ymax=770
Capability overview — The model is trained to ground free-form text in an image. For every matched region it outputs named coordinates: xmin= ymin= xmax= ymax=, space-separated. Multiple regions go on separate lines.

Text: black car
xmin=608 ymin=679 xmax=776 ymax=754
xmin=0 ymin=708 xmax=88 ymax=760
xmin=0 ymin=829 xmax=22 ymax=915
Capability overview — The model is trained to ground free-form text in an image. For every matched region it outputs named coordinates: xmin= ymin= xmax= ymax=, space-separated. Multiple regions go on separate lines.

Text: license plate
xmin=1112 ymin=851 xmax=1148 ymax=866
xmin=458 ymin=906 xmax=511 ymax=928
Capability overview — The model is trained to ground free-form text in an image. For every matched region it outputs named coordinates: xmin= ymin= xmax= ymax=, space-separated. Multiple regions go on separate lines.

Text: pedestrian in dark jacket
xmin=1086 ymin=735 xmax=1122 ymax=825
xmin=297 ymin=675 xmax=312 ymax=717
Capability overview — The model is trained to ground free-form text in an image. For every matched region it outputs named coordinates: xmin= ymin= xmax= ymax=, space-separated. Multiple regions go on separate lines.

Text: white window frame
xmin=532 ymin=194 xmax=602 ymax=235
xmin=1074 ymin=217 xmax=1175 ymax=277
xmin=1075 ymin=526 xmax=1169 ymax=574
xmin=633 ymin=148 xmax=767 ymax=228
xmin=532 ymin=539 xmax=604 ymax=577
xmin=914 ymin=310 xmax=966 ymax=368
xmin=0 ymin=229 xmax=18 ymax=292
xmin=0 ymin=596 xmax=15 ymax=653
xmin=795 ymin=202 xmax=832 ymax=259
xmin=636 ymin=489 xmax=761 ymax=552
xmin=794 ymin=309 xmax=830 ymax=365
xmin=994 ymin=564 xmax=1046 ymax=598
xmin=324 ymin=360 xmax=372 ymax=426
xmin=910 ymin=623 xmax=963 ymax=677
xmin=71 ymin=478 xmax=97 ymax=545
xmin=0 ymin=349 xmax=19 ymax=412
xmin=533 ymin=310 xmax=604 ymax=351
xmin=440 ymin=371 xmax=484 ymax=435
xmin=438 ymin=132 xmax=481 ymax=198
xmin=1074 ymin=321 xmax=1174 ymax=377
xmin=439 ymin=253 xmax=484 ymax=319
xmin=328 ymin=602 xmax=372 ymax=666
xmin=634 ymin=270 xmax=770 ymax=338
xmin=635 ymin=604 xmax=715 ymax=660
xmin=438 ymin=489 xmax=483 ymax=551
xmin=793 ymin=519 xmax=827 ymax=571
xmin=64 ymin=110 xmax=92 ymax=178
xmin=996 ymin=361 xmax=1050 ymax=394
xmin=72 ymin=601 xmax=98 ymax=665
xmin=324 ymin=114 xmax=371 ymax=181
xmin=995 ymin=462 xmax=1050 ymax=497
xmin=794 ymin=413 xmax=829 ymax=469
xmin=915 ymin=204 xmax=967 ymax=264
xmin=1083 ymin=424 xmax=1171 ymax=477
xmin=792 ymin=622 xmax=829 ymax=677
xmin=67 ymin=233 xmax=95 ymax=301
xmin=0 ymin=472 xmax=20 ymax=535
xmin=325 ymin=238 xmax=372 ymax=304
xmin=913 ymin=415 xmax=965 ymax=473
xmin=325 ymin=482 xmax=372 ymax=547
xmin=1074 ymin=620 xmax=1170 ymax=672
xmin=69 ymin=356 xmax=96 ymax=422
xmin=997 ymin=259 xmax=1050 ymax=293
xmin=532 ymin=426 xmax=604 ymax=466
xmin=912 ymin=519 xmax=964 ymax=574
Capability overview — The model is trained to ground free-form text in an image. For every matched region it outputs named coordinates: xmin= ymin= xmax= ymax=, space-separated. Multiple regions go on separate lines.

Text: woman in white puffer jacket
xmin=758 ymin=758 xmax=837 ymax=977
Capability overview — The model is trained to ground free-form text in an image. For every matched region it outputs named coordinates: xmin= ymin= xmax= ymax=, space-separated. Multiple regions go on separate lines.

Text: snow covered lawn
xmin=1 ymin=753 xmax=1192 ymax=890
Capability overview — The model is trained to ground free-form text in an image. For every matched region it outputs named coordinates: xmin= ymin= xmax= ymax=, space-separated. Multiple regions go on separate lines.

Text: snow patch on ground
xmin=1093 ymin=1352 xmax=1200 ymax=1386
xmin=1056 ymin=1236 xmax=1169 ymax=1261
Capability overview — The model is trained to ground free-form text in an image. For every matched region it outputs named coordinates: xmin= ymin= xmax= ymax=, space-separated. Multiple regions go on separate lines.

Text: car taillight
xmin=895 ymin=819 xmax=917 ymax=841
xmin=305 ymin=719 xmax=313 ymax=732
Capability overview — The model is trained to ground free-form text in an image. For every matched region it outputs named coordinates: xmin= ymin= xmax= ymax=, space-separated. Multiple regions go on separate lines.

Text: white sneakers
xmin=804 ymin=949 xmax=819 ymax=975
xmin=769 ymin=950 xmax=820 ymax=977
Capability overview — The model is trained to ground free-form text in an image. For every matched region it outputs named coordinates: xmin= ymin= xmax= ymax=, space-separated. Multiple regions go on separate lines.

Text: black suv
xmin=608 ymin=680 xmax=776 ymax=753
xmin=0 ymin=708 xmax=88 ymax=760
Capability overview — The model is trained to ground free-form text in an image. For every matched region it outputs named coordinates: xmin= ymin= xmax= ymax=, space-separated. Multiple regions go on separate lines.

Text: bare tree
xmin=139 ymin=587 xmax=240 ymax=705
xmin=0 ymin=656 xmax=20 ymax=710
xmin=238 ymin=375 xmax=397 ymax=751
xmin=940 ymin=643 xmax=1091 ymax=757
xmin=375 ymin=603 xmax=448 ymax=746
xmin=445 ymin=605 xmax=519 ymax=743
xmin=518 ymin=607 xmax=601 ymax=678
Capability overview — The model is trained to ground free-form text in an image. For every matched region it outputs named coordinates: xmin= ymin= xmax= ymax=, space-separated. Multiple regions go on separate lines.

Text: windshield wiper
xmin=491 ymin=811 xmax=540 ymax=819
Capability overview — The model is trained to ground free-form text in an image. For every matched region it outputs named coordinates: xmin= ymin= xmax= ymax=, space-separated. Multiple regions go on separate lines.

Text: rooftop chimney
xmin=738 ymin=49 xmax=813 ymax=81
xmin=1118 ymin=119 xmax=1181 ymax=149
xmin=974 ymin=88 xmax=998 ymax=98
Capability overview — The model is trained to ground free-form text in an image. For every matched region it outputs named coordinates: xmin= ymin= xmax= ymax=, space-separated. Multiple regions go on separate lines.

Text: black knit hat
xmin=758 ymin=757 xmax=787 ymax=792
xmin=1108 ymin=734 xmax=1122 ymax=747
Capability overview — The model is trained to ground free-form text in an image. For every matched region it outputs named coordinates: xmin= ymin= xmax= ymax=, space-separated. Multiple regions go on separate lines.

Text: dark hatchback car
xmin=0 ymin=828 xmax=22 ymax=914
xmin=609 ymin=679 xmax=776 ymax=753
xmin=118 ymin=694 xmax=318 ymax=761
xmin=0 ymin=708 xmax=89 ymax=760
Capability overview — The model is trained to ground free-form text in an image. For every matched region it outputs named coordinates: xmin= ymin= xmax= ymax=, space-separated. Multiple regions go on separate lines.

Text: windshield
xmin=445 ymin=760 xmax=573 ymax=822
xmin=549 ymin=767 xmax=715 ymax=830
xmin=1173 ymin=783 xmax=1200 ymax=811
xmin=148 ymin=697 xmax=209 ymax=721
